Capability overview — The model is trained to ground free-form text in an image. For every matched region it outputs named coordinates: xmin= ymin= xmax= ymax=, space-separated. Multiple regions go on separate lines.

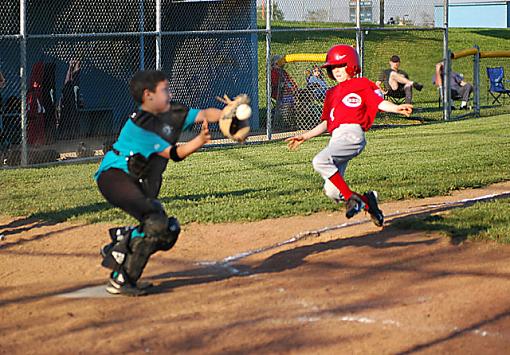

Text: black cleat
xmin=106 ymin=278 xmax=147 ymax=297
xmin=345 ymin=194 xmax=365 ymax=219
xmin=413 ymin=82 xmax=424 ymax=91
xmin=100 ymin=243 xmax=114 ymax=258
xmin=364 ymin=190 xmax=384 ymax=227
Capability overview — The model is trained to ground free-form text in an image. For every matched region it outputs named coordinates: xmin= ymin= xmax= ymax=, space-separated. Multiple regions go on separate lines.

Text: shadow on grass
xmin=391 ymin=192 xmax=510 ymax=245
xmin=471 ymin=29 xmax=510 ymax=40
xmin=393 ymin=214 xmax=488 ymax=245
xmin=26 ymin=202 xmax=112 ymax=224
xmin=2 ymin=188 xmax=271 ymax=228
xmin=160 ymin=188 xmax=268 ymax=203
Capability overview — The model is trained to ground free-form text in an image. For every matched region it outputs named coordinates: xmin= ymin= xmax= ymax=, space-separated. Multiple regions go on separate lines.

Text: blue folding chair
xmin=486 ymin=67 xmax=510 ymax=104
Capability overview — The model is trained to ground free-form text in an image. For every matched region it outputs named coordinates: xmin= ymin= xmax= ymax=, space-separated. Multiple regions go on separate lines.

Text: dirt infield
xmin=2 ymin=182 xmax=510 ymax=354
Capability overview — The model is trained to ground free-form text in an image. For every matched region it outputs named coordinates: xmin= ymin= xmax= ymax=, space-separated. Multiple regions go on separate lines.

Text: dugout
xmin=0 ymin=0 xmax=258 ymax=165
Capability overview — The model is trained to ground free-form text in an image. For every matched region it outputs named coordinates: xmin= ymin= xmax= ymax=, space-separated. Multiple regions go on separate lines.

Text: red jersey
xmin=321 ymin=77 xmax=384 ymax=133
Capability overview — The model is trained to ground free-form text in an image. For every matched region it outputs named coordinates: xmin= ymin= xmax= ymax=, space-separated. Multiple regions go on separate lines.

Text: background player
xmin=286 ymin=45 xmax=413 ymax=226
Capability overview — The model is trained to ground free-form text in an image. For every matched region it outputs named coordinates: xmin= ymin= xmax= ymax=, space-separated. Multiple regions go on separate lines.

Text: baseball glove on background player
xmin=217 ymin=94 xmax=251 ymax=143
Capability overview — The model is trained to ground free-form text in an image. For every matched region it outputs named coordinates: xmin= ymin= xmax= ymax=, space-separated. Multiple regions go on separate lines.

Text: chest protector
xmin=131 ymin=101 xmax=189 ymax=145
xmin=127 ymin=102 xmax=190 ymax=188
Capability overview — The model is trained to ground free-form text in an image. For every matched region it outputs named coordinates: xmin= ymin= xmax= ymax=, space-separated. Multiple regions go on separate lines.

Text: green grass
xmin=393 ymin=198 xmax=510 ymax=244
xmin=1 ymin=114 xmax=509 ymax=226
xmin=256 ymin=23 xmax=510 ymax=124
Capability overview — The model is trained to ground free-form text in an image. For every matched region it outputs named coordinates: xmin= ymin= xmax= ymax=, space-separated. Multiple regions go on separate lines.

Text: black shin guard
xmin=101 ymin=216 xmax=180 ymax=286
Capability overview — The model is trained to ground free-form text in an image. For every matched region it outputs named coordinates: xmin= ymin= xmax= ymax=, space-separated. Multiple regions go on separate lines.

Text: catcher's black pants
xmin=97 ymin=168 xmax=164 ymax=223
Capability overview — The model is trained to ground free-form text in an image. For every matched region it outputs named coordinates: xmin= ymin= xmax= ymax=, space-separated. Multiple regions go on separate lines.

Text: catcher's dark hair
xmin=129 ymin=70 xmax=168 ymax=104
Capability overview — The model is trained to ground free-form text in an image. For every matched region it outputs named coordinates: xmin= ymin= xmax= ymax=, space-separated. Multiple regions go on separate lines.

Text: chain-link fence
xmin=448 ymin=48 xmax=510 ymax=120
xmin=1 ymin=0 xmax=260 ymax=167
xmin=0 ymin=0 xmax=455 ymax=168
xmin=264 ymin=0 xmax=446 ymax=136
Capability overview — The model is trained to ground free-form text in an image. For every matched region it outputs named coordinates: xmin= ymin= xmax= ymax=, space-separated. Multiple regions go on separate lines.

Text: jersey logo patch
xmin=342 ymin=93 xmax=362 ymax=108
xmin=162 ymin=124 xmax=173 ymax=137
xmin=330 ymin=107 xmax=335 ymax=121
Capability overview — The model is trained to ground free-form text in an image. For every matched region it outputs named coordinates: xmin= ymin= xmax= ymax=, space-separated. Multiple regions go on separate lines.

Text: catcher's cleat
xmin=345 ymin=194 xmax=365 ymax=219
xmin=100 ymin=243 xmax=114 ymax=258
xmin=106 ymin=278 xmax=147 ymax=297
xmin=364 ymin=190 xmax=384 ymax=227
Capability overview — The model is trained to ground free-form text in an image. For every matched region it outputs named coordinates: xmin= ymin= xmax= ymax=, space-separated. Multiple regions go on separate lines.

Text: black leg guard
xmin=101 ymin=228 xmax=131 ymax=271
xmin=143 ymin=214 xmax=180 ymax=251
xmin=100 ymin=226 xmax=134 ymax=258
xmin=101 ymin=214 xmax=180 ymax=286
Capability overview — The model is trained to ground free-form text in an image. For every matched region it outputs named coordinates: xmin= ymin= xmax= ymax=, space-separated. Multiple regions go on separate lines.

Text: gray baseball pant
xmin=312 ymin=124 xmax=366 ymax=202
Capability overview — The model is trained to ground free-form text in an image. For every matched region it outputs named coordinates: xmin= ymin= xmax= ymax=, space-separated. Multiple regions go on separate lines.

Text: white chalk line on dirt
xmin=293 ymin=313 xmax=503 ymax=339
xmin=56 ymin=191 xmax=509 ymax=298
xmin=196 ymin=192 xmax=510 ymax=340
xmin=198 ymin=191 xmax=510 ymax=269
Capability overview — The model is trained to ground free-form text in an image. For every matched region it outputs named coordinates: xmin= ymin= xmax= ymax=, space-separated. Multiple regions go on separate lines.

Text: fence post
xmin=359 ymin=30 xmax=365 ymax=77
xmin=139 ymin=0 xmax=145 ymax=70
xmin=155 ymin=0 xmax=161 ymax=70
xmin=379 ymin=0 xmax=385 ymax=26
xmin=20 ymin=0 xmax=28 ymax=166
xmin=355 ymin=0 xmax=363 ymax=75
xmin=473 ymin=44 xmax=480 ymax=116
xmin=265 ymin=0 xmax=272 ymax=140
xmin=442 ymin=0 xmax=450 ymax=120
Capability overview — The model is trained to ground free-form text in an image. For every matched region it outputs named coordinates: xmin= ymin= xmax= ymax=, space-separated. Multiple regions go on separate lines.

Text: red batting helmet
xmin=321 ymin=45 xmax=360 ymax=79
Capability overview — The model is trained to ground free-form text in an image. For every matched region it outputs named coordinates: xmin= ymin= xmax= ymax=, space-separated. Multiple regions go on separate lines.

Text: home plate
xmin=58 ymin=285 xmax=114 ymax=298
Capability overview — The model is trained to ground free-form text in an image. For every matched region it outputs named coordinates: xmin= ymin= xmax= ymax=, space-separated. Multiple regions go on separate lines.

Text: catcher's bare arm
xmin=195 ymin=108 xmax=222 ymax=123
xmin=158 ymin=120 xmax=211 ymax=160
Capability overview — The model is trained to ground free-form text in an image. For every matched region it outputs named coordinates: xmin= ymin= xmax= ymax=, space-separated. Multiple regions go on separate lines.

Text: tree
xmin=257 ymin=1 xmax=285 ymax=21
xmin=305 ymin=9 xmax=328 ymax=23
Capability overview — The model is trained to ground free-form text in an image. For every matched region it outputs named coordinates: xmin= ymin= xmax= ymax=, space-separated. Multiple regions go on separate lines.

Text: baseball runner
xmin=94 ymin=70 xmax=250 ymax=296
xmin=286 ymin=45 xmax=413 ymax=227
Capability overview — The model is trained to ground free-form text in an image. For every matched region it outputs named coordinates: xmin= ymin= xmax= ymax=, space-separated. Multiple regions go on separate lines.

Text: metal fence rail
xmin=0 ymin=0 xmax=455 ymax=168
xmin=1 ymin=0 xmax=262 ymax=167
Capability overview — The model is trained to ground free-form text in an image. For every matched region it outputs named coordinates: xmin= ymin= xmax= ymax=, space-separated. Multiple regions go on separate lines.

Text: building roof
xmin=435 ymin=0 xmax=508 ymax=4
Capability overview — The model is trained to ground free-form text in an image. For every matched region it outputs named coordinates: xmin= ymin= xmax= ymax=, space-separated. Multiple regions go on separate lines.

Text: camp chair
xmin=382 ymin=83 xmax=406 ymax=104
xmin=486 ymin=66 xmax=510 ymax=104
xmin=384 ymin=93 xmax=406 ymax=105
xmin=437 ymin=86 xmax=464 ymax=109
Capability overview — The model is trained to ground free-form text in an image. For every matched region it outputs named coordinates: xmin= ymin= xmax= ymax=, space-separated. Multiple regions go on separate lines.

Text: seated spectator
xmin=305 ymin=65 xmax=328 ymax=100
xmin=376 ymin=55 xmax=423 ymax=104
xmin=271 ymin=55 xmax=298 ymax=118
xmin=433 ymin=61 xmax=473 ymax=110
xmin=271 ymin=55 xmax=298 ymax=101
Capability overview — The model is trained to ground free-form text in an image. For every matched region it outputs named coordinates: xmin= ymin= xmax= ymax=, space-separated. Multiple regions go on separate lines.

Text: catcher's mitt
xmin=217 ymin=94 xmax=251 ymax=143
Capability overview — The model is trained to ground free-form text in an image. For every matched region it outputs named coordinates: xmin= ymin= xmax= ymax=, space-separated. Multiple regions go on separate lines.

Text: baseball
xmin=236 ymin=104 xmax=252 ymax=120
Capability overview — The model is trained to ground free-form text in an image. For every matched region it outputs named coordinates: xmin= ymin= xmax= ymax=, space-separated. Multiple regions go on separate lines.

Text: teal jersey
xmin=94 ymin=108 xmax=199 ymax=180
